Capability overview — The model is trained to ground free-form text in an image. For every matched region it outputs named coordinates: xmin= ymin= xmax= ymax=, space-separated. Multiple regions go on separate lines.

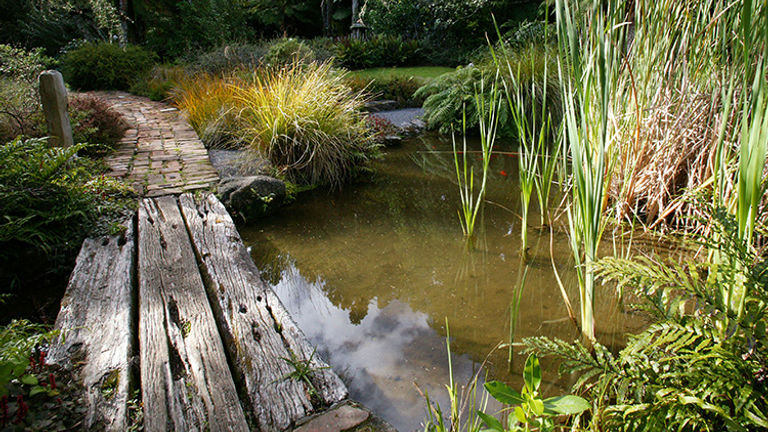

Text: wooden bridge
xmin=47 ymin=193 xmax=351 ymax=431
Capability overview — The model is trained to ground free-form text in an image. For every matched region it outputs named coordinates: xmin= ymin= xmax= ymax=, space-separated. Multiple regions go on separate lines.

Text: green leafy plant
xmin=0 ymin=137 xmax=136 ymax=274
xmin=62 ymin=42 xmax=157 ymax=90
xmin=526 ymin=208 xmax=768 ymax=431
xmin=279 ymin=348 xmax=329 ymax=399
xmin=0 ymin=319 xmax=87 ymax=429
xmin=480 ymin=353 xmax=590 ymax=432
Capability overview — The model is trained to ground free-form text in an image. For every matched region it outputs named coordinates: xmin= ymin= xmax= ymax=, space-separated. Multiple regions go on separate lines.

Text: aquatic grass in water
xmin=452 ymin=81 xmax=501 ymax=239
xmin=555 ymin=0 xmax=625 ymax=343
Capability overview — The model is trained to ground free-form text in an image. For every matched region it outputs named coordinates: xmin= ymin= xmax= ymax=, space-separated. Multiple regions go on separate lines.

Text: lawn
xmin=347 ymin=66 xmax=454 ymax=81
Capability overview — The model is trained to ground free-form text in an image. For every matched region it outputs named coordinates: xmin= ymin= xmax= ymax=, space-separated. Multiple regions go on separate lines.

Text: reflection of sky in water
xmin=272 ymin=261 xmax=488 ymax=432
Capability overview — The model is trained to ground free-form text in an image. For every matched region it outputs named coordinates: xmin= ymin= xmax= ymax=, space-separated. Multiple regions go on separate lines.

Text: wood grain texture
xmin=138 ymin=196 xmax=248 ymax=432
xmin=48 ymin=221 xmax=136 ymax=431
xmin=179 ymin=193 xmax=347 ymax=431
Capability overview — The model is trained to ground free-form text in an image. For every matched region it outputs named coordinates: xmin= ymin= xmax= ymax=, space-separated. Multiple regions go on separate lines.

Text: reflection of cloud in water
xmin=272 ymin=260 xmax=487 ymax=432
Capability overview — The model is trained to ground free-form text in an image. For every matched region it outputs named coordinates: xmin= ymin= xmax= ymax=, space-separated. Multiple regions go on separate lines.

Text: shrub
xmin=263 ymin=38 xmax=315 ymax=67
xmin=0 ymin=45 xmax=54 ymax=82
xmin=0 ymin=78 xmax=40 ymax=142
xmin=415 ymin=65 xmax=509 ymax=135
xmin=175 ymin=62 xmax=380 ymax=186
xmin=130 ymin=65 xmax=187 ymax=101
xmin=335 ymin=36 xmax=420 ymax=69
xmin=61 ymin=42 xmax=157 ymax=90
xmin=67 ymin=95 xmax=128 ymax=153
xmin=185 ymin=43 xmax=269 ymax=75
xmin=345 ymin=75 xmax=425 ymax=108
xmin=415 ymin=44 xmax=560 ymax=137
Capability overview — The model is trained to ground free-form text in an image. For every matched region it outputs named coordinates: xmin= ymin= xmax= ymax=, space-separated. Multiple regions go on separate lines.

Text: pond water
xmin=239 ymin=134 xmax=645 ymax=432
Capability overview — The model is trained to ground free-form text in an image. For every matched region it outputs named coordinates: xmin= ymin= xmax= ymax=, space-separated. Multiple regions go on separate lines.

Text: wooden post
xmin=39 ymin=70 xmax=74 ymax=147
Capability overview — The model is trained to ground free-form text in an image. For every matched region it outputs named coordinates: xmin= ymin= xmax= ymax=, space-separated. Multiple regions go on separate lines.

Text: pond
xmin=239 ymin=134 xmax=645 ymax=432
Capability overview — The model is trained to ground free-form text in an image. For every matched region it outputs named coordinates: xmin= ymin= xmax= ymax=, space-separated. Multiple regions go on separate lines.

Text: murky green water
xmin=240 ymin=134 xmax=645 ymax=432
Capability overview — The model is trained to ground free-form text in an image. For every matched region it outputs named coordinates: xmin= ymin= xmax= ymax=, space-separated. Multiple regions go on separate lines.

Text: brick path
xmin=93 ymin=92 xmax=219 ymax=197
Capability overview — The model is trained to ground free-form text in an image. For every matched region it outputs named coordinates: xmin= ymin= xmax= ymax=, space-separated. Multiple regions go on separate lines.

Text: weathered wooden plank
xmin=179 ymin=193 xmax=347 ymax=431
xmin=138 ymin=196 xmax=249 ymax=432
xmin=48 ymin=220 xmax=136 ymax=431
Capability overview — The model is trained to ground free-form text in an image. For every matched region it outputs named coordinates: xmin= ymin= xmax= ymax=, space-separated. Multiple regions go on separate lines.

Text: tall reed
xmin=555 ymin=0 xmax=626 ymax=343
xmin=453 ymin=81 xmax=501 ymax=239
xmin=723 ymin=0 xmax=768 ymax=324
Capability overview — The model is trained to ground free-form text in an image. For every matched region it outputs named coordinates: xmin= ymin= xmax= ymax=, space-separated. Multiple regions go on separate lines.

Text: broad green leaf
xmin=523 ymin=354 xmax=541 ymax=392
xmin=507 ymin=412 xmax=519 ymax=428
xmin=484 ymin=381 xmax=524 ymax=404
xmin=21 ymin=374 xmax=38 ymax=386
xmin=530 ymin=398 xmax=545 ymax=416
xmin=514 ymin=406 xmax=527 ymax=424
xmin=477 ymin=411 xmax=504 ymax=432
xmin=29 ymin=385 xmax=46 ymax=396
xmin=543 ymin=395 xmax=591 ymax=415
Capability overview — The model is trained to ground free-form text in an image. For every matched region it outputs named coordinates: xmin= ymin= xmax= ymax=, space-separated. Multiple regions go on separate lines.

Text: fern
xmin=525 ymin=209 xmax=768 ymax=431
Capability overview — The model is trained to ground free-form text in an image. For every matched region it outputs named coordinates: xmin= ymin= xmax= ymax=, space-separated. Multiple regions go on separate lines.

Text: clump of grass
xmin=172 ymin=74 xmax=241 ymax=149
xmin=232 ymin=62 xmax=380 ymax=187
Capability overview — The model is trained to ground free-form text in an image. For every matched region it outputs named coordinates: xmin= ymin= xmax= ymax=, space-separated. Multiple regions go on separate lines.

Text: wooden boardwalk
xmin=48 ymin=193 xmax=348 ymax=431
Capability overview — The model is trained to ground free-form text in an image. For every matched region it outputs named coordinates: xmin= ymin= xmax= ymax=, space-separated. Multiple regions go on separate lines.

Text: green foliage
xmin=417 ymin=39 xmax=559 ymax=139
xmin=525 ymin=209 xmax=768 ymax=431
xmin=141 ymin=0 xmax=251 ymax=59
xmin=0 ymin=320 xmax=56 ymax=399
xmin=0 ymin=45 xmax=54 ymax=82
xmin=362 ymin=0 xmax=539 ymax=66
xmin=423 ymin=324 xmax=586 ymax=432
xmin=0 ymin=0 xmax=121 ymax=56
xmin=335 ymin=36 xmax=421 ymax=70
xmin=480 ymin=354 xmax=590 ymax=431
xmin=0 ymin=320 xmax=87 ymax=429
xmin=129 ymin=65 xmax=187 ymax=101
xmin=345 ymin=75 xmax=425 ymax=108
xmin=263 ymin=38 xmax=315 ymax=67
xmin=416 ymin=65 xmax=510 ymax=136
xmin=244 ymin=0 xmax=321 ymax=37
xmin=0 ymin=137 xmax=135 ymax=258
xmin=62 ymin=42 xmax=157 ymax=90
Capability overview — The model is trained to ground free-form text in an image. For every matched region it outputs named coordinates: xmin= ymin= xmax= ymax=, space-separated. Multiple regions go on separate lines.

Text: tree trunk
xmin=321 ymin=0 xmax=331 ymax=36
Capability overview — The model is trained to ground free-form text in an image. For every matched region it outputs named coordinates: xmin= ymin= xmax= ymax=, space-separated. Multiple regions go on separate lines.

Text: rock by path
xmin=94 ymin=91 xmax=219 ymax=197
